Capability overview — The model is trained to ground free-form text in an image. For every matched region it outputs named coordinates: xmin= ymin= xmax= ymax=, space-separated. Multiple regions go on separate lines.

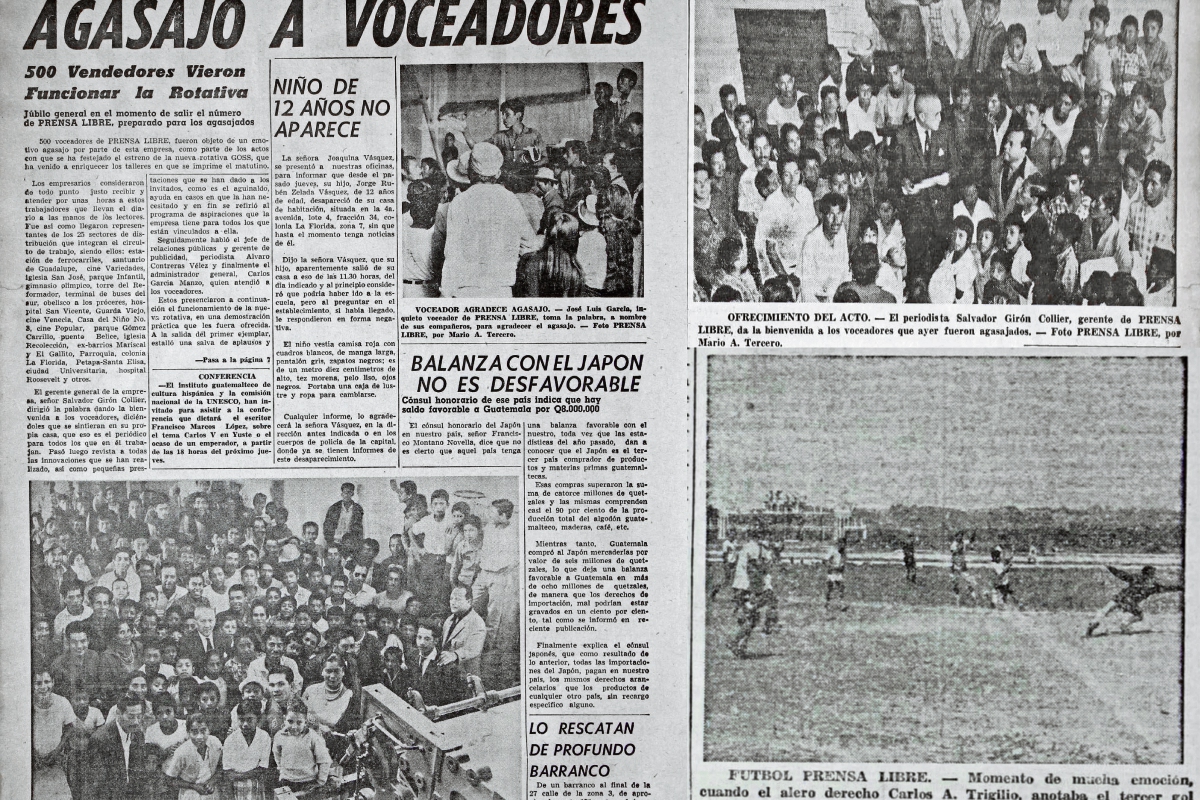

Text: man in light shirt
xmin=755 ymin=153 xmax=818 ymax=280
xmin=435 ymin=142 xmax=539 ymax=297
xmin=799 ymin=192 xmax=851 ymax=302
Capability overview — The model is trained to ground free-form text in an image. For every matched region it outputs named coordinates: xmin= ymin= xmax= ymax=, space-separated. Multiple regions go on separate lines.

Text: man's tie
xmin=923 ymin=131 xmax=930 ymax=161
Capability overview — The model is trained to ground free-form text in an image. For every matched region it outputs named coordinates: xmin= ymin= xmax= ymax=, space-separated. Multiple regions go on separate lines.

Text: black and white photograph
xmin=693 ymin=0 xmax=1177 ymax=305
xmin=400 ymin=62 xmax=645 ymax=299
xmin=701 ymin=356 xmax=1183 ymax=763
xmin=29 ymin=476 xmax=521 ymax=800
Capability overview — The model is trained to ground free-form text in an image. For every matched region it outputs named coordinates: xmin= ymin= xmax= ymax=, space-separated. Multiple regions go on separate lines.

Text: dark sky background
xmin=706 ymin=357 xmax=1184 ymax=511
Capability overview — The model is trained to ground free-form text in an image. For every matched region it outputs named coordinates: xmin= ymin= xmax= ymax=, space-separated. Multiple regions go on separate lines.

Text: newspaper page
xmin=0 ymin=2 xmax=690 ymax=800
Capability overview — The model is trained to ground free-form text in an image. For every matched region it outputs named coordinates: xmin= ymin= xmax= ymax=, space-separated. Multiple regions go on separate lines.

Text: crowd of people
xmin=403 ymin=67 xmax=645 ymax=298
xmin=694 ymin=0 xmax=1175 ymax=305
xmin=30 ymin=479 xmax=519 ymax=800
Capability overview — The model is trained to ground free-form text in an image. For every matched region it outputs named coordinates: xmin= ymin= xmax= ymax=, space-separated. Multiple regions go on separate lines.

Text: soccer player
xmin=825 ymin=535 xmax=848 ymax=611
xmin=1086 ymin=565 xmax=1182 ymax=637
xmin=988 ymin=546 xmax=1016 ymax=608
xmin=901 ymin=531 xmax=918 ymax=584
xmin=728 ymin=533 xmax=765 ymax=658
xmin=711 ymin=535 xmax=739 ymax=600
xmin=950 ymin=531 xmax=980 ymax=605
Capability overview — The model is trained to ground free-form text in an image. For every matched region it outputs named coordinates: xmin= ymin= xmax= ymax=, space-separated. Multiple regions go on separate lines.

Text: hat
xmin=469 ymin=142 xmax=504 ymax=179
xmin=535 ymin=167 xmax=556 ymax=182
xmin=849 ymin=33 xmax=874 ymax=58
xmin=576 ymin=194 xmax=600 ymax=226
xmin=446 ymin=150 xmax=472 ymax=185
xmin=1096 ymin=78 xmax=1116 ymax=98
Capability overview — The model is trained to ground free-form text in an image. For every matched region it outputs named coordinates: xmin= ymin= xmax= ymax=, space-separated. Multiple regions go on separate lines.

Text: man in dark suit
xmin=408 ymin=624 xmax=466 ymax=708
xmin=989 ymin=128 xmax=1040 ymax=222
xmin=88 ymin=694 xmax=147 ymax=800
xmin=178 ymin=605 xmax=222 ymax=668
xmin=322 ymin=482 xmax=364 ymax=550
xmin=892 ymin=90 xmax=959 ymax=283
xmin=710 ymin=85 xmax=739 ymax=144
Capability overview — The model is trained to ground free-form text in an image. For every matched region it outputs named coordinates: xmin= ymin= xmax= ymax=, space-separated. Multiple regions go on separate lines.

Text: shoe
xmin=1085 ymin=622 xmax=1099 ymax=637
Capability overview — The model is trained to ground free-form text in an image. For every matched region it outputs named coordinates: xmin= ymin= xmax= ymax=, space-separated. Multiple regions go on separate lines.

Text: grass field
xmin=703 ymin=563 xmax=1183 ymax=764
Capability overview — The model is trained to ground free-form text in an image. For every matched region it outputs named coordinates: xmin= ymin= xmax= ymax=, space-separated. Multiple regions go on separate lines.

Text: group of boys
xmin=30 ymin=479 xmax=521 ymax=799
xmin=402 ymin=67 xmax=645 ymax=298
xmin=695 ymin=0 xmax=1175 ymax=305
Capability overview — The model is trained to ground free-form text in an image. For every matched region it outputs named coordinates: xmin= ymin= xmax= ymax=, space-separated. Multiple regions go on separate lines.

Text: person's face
xmin=209 ymin=566 xmax=226 ymax=588
xmin=960 ymin=181 xmax=980 ymax=207
xmin=351 ymin=613 xmax=368 ymax=637
xmin=721 ymin=92 xmax=738 ymax=115
xmin=323 ymin=661 xmax=344 ymax=689
xmin=824 ymin=51 xmax=841 ymax=78
xmin=694 ymin=110 xmax=705 ymax=134
xmin=378 ymin=615 xmax=396 ymax=637
xmin=237 ymin=637 xmax=257 ymax=661
xmin=239 ymin=712 xmax=259 ymax=740
xmin=983 ymin=1 xmax=1000 ymax=24
xmin=351 ymin=566 xmax=368 ymax=590
xmin=1123 ymin=164 xmax=1142 ymax=195
xmin=188 ymin=720 xmax=209 ymax=748
xmin=120 ymin=704 xmax=144 ymax=734
xmin=93 ymin=593 xmax=112 ymax=618
xmin=341 ymin=486 xmax=355 ymax=503
xmin=331 ymin=578 xmax=347 ymax=598
xmin=226 ymin=659 xmax=247 ymax=683
xmin=144 ymin=647 xmax=162 ymax=669
xmin=449 ymin=588 xmax=471 ymax=615
xmin=751 ymin=137 xmax=772 ymax=166
xmin=416 ymin=628 xmax=435 ymax=656
xmin=886 ymin=65 xmax=903 ymax=90
xmin=708 ymin=152 xmax=727 ymax=179
xmin=617 ymin=75 xmax=635 ymax=95
xmin=177 ymin=657 xmax=194 ymax=678
xmin=265 ymin=636 xmax=284 ymax=660
xmin=128 ymin=675 xmax=148 ymax=697
xmin=1145 ymin=19 xmax=1161 ymax=41
xmin=1096 ymin=196 xmax=1114 ymax=220
xmin=1009 ymin=37 xmax=1025 ymax=61
xmin=1122 ymin=23 xmax=1138 ymax=48
xmin=157 ymin=706 xmax=177 ymax=731
xmin=1143 ymin=170 xmax=1167 ymax=206
xmin=1130 ymin=93 xmax=1148 ymax=119
xmin=252 ymin=606 xmax=268 ymax=627
xmin=196 ymin=610 xmax=215 ymax=637
xmin=242 ymin=568 xmax=259 ymax=587
xmin=1004 ymin=224 xmax=1022 ymax=251
xmin=204 ymin=651 xmax=222 ymax=676
xmin=285 ymin=711 xmax=306 ymax=736
xmin=1018 ymin=183 xmax=1038 ymax=209
xmin=979 ymin=228 xmax=996 ymax=254
xmin=188 ymin=576 xmax=204 ymax=599
xmin=779 ymin=161 xmax=801 ymax=196
xmin=34 ymin=672 xmax=54 ymax=703
xmin=113 ymin=551 xmax=130 ymax=574
xmin=1090 ymin=16 xmax=1106 ymax=38
xmin=244 ymin=549 xmax=260 ymax=567
xmin=594 ymin=84 xmax=611 ymax=106
xmin=854 ymin=83 xmax=873 ymax=108
xmin=303 ymin=630 xmax=321 ymax=651
xmin=693 ymin=169 xmax=712 ymax=203
xmin=193 ymin=497 xmax=209 ymax=516
xmin=34 ymin=620 xmax=50 ymax=642
xmin=821 ymin=93 xmax=838 ymax=116
xmin=401 ymin=623 xmax=417 ymax=644
xmin=735 ymin=113 xmax=754 ymax=140
xmin=953 ymin=228 xmax=970 ymax=252
xmin=1056 ymin=93 xmax=1074 ymax=122
xmin=117 ymin=621 xmax=134 ymax=645
xmin=1003 ymin=131 xmax=1026 ymax=164
xmin=831 ymin=172 xmax=850 ymax=198
xmin=776 ymin=73 xmax=795 ymax=100
xmin=303 ymin=525 xmax=318 ymax=543
xmin=917 ymin=98 xmax=942 ymax=131
xmin=161 ymin=568 xmax=177 ymax=593
xmin=65 ymin=589 xmax=84 ymax=615
xmin=878 ymin=201 xmax=896 ymax=229
xmin=821 ymin=203 xmax=844 ymax=236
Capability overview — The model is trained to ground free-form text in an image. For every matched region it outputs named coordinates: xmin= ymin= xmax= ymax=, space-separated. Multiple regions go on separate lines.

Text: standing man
xmin=437 ymin=142 xmax=539 ymax=298
xmin=476 ymin=499 xmax=520 ymax=689
xmin=917 ymin=0 xmax=971 ymax=103
xmin=589 ymin=82 xmax=620 ymax=152
xmin=893 ymin=91 xmax=959 ymax=284
xmin=615 ymin=67 xmax=642 ymax=124
xmin=87 ymin=694 xmax=146 ymax=800
xmin=439 ymin=585 xmax=487 ymax=678
xmin=755 ymin=153 xmax=818 ymax=280
xmin=323 ymin=483 xmax=364 ymax=551
xmin=489 ymin=98 xmax=545 ymax=167
xmin=989 ymin=129 xmax=1039 ymax=222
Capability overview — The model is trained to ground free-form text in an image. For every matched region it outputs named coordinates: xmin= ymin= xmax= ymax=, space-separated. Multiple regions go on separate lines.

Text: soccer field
xmin=703 ymin=565 xmax=1183 ymax=764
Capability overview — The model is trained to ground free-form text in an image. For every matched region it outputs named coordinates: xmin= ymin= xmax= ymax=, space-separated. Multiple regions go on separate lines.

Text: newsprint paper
xmin=0 ymin=0 xmax=1197 ymax=799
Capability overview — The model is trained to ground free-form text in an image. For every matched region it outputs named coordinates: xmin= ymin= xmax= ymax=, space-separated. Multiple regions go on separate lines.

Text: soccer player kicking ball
xmin=1086 ymin=565 xmax=1182 ymax=637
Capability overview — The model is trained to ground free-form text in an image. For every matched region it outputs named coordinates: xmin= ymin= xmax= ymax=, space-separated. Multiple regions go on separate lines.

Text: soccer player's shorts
xmin=1117 ymin=597 xmax=1144 ymax=619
